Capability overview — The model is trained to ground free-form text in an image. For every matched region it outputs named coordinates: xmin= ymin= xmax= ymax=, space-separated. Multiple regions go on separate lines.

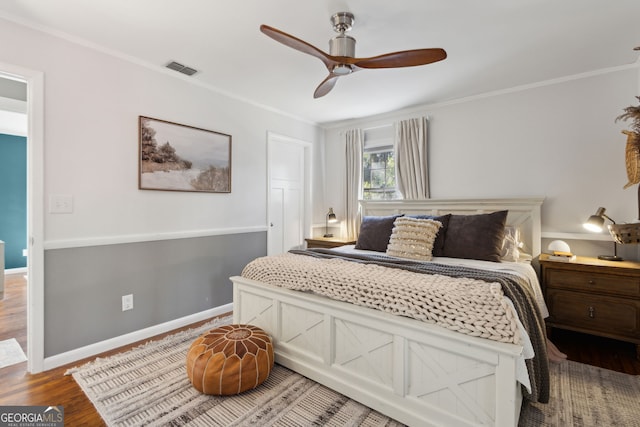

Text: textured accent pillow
xmin=386 ymin=217 xmax=442 ymax=261
xmin=355 ymin=214 xmax=403 ymax=252
xmin=442 ymin=210 xmax=508 ymax=262
xmin=408 ymin=214 xmax=451 ymax=257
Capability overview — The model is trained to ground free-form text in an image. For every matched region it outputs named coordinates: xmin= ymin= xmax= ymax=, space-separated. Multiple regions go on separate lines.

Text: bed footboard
xmin=231 ymin=276 xmax=523 ymax=427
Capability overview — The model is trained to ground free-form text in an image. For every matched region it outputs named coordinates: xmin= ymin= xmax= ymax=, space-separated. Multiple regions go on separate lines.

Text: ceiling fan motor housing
xmin=330 ymin=35 xmax=355 ymax=74
xmin=329 ymin=12 xmax=356 ymax=75
xmin=330 ymin=12 xmax=355 ymax=57
xmin=330 ymin=34 xmax=356 ymax=57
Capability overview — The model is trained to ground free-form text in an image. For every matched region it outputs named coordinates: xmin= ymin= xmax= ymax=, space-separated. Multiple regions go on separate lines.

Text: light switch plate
xmin=49 ymin=195 xmax=73 ymax=214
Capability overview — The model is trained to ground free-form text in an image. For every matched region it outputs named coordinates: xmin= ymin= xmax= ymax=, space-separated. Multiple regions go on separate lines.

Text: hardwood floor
xmin=0 ymin=273 xmax=27 ymax=350
xmin=548 ymin=328 xmax=640 ymax=374
xmin=1 ymin=273 xmax=639 ymax=426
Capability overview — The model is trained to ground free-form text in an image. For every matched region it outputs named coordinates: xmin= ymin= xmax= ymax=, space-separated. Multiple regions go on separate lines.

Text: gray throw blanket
xmin=290 ymin=248 xmax=550 ymax=404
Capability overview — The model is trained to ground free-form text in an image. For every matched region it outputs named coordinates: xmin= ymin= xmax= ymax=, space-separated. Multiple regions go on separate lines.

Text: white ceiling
xmin=1 ymin=0 xmax=639 ymax=124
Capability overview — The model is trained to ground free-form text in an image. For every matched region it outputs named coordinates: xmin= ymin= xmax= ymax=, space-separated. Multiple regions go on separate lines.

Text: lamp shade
xmin=582 ymin=206 xmax=623 ymax=261
xmin=583 ymin=207 xmax=607 ymax=232
xmin=547 ymin=240 xmax=571 ymax=254
xmin=327 ymin=208 xmax=337 ymax=223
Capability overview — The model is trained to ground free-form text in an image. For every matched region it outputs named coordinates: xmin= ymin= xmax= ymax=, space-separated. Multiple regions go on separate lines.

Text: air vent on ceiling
xmin=166 ymin=61 xmax=198 ymax=76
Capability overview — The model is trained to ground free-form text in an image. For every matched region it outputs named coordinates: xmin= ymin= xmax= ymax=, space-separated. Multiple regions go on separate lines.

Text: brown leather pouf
xmin=186 ymin=324 xmax=274 ymax=395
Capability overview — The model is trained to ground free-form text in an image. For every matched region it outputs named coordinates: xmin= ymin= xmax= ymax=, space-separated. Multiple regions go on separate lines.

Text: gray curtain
xmin=395 ymin=117 xmax=430 ymax=199
xmin=345 ymin=129 xmax=363 ymax=241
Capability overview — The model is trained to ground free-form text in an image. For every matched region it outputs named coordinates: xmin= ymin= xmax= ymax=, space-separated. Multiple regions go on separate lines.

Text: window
xmin=362 ymin=125 xmax=399 ymax=200
xmin=362 ymin=146 xmax=399 ymax=200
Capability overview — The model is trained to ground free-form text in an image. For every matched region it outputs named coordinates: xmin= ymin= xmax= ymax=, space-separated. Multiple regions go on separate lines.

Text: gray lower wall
xmin=44 ymin=231 xmax=266 ymax=357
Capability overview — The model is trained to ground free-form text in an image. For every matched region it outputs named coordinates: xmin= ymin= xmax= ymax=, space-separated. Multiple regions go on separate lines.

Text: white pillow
xmin=386 ymin=217 xmax=442 ymax=261
xmin=500 ymin=226 xmax=532 ymax=262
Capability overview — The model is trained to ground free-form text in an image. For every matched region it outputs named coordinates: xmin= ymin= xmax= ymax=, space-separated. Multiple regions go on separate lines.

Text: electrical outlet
xmin=122 ymin=294 xmax=133 ymax=311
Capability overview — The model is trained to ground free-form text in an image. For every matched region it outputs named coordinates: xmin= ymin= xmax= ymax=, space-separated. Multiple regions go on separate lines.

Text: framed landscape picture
xmin=138 ymin=116 xmax=231 ymax=193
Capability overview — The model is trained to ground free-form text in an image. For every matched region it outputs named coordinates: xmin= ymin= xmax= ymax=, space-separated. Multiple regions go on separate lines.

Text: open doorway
xmin=0 ymin=63 xmax=44 ymax=373
xmin=0 ymin=76 xmax=28 ymax=370
xmin=0 ymin=77 xmax=28 ymax=276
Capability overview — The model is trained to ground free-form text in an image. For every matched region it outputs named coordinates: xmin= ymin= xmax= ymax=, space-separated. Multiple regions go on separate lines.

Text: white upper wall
xmin=324 ymin=66 xmax=640 ymax=237
xmin=0 ymin=17 xmax=323 ymax=244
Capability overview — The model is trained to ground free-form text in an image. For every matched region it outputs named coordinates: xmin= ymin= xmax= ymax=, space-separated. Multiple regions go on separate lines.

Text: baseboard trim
xmin=43 ymin=303 xmax=233 ymax=371
xmin=4 ymin=267 xmax=27 ymax=275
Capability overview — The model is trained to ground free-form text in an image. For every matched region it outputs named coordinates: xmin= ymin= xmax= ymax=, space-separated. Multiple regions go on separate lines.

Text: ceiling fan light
xmin=332 ymin=64 xmax=353 ymax=75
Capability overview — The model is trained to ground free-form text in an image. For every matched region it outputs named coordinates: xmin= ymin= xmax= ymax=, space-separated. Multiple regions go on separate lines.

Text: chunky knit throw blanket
xmin=241 ymin=249 xmax=549 ymax=403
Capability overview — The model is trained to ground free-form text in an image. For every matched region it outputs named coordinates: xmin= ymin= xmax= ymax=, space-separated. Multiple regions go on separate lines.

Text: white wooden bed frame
xmin=231 ymin=197 xmax=544 ymax=426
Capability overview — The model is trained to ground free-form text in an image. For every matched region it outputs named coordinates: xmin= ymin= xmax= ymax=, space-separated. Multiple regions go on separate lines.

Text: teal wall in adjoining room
xmin=0 ymin=133 xmax=27 ymax=269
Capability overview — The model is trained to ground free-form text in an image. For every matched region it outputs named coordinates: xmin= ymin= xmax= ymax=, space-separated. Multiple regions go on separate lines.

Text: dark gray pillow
xmin=407 ymin=214 xmax=451 ymax=257
xmin=441 ymin=210 xmax=508 ymax=262
xmin=355 ymin=215 xmax=403 ymax=252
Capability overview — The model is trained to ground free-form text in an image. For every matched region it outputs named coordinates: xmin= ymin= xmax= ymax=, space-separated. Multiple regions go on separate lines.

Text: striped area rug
xmin=66 ymin=316 xmax=402 ymax=426
xmin=67 ymin=316 xmax=640 ymax=426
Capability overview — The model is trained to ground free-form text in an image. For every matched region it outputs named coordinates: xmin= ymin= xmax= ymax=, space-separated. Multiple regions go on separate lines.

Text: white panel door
xmin=268 ymin=135 xmax=307 ymax=255
xmin=268 ymin=186 xmax=285 ymax=255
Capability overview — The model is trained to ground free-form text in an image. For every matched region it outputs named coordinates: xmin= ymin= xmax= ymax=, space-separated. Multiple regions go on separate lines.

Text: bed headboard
xmin=360 ymin=198 xmax=544 ymax=257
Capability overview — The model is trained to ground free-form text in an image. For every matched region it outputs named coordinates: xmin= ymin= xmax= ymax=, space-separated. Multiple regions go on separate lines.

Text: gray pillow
xmin=408 ymin=214 xmax=451 ymax=257
xmin=355 ymin=215 xmax=403 ymax=252
xmin=441 ymin=210 xmax=508 ymax=262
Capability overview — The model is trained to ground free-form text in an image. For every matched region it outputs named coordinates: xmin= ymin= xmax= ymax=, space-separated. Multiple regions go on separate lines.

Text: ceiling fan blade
xmin=260 ymin=24 xmax=335 ymax=69
xmin=314 ymin=74 xmax=340 ymax=98
xmin=353 ymin=48 xmax=447 ymax=69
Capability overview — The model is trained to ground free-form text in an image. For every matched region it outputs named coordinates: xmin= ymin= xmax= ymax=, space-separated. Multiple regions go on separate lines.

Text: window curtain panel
xmin=345 ymin=129 xmax=363 ymax=241
xmin=394 ymin=117 xmax=430 ymax=199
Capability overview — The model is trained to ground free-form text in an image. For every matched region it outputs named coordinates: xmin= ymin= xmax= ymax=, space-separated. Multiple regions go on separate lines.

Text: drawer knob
xmin=588 ymin=279 xmax=596 ymax=285
xmin=588 ymin=306 xmax=596 ymax=319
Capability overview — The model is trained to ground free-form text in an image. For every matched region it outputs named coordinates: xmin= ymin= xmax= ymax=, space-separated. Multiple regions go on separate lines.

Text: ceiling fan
xmin=260 ymin=12 xmax=447 ymax=98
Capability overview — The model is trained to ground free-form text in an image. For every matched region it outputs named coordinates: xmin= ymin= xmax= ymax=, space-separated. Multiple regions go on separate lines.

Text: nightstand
xmin=305 ymin=238 xmax=356 ymax=249
xmin=539 ymin=253 xmax=640 ymax=359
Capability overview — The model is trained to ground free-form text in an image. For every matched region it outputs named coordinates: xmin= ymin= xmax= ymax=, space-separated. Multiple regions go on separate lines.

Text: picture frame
xmin=138 ymin=116 xmax=231 ymax=193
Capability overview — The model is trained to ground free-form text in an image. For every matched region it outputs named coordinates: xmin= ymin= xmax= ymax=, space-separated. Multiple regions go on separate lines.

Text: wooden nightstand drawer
xmin=546 ymin=269 xmax=640 ymax=297
xmin=546 ymin=289 xmax=640 ymax=337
